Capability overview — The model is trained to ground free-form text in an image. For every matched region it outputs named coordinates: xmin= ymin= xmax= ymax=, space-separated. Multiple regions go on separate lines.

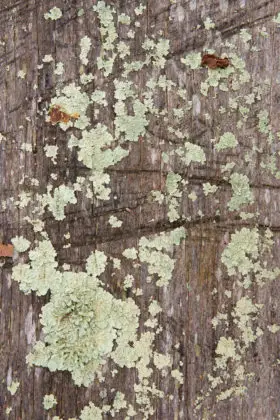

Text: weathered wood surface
xmin=1 ymin=0 xmax=280 ymax=419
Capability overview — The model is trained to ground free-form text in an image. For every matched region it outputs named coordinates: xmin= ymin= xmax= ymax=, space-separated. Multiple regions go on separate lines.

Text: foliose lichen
xmin=43 ymin=394 xmax=57 ymax=410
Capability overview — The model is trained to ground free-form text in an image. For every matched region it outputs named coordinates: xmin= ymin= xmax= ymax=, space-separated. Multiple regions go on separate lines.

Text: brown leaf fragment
xmin=0 ymin=244 xmax=14 ymax=257
xmin=49 ymin=105 xmax=80 ymax=125
xmin=201 ymin=54 xmax=230 ymax=69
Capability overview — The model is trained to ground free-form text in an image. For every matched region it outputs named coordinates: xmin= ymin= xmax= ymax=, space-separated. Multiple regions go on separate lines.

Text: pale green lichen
xmin=148 ymin=300 xmax=162 ymax=317
xmin=240 ymin=29 xmax=252 ymax=43
xmin=122 ymin=247 xmax=138 ymax=260
xmin=5 ymin=407 xmax=12 ymax=415
xmin=112 ymin=391 xmax=127 ymax=412
xmin=203 ymin=17 xmax=215 ymax=30
xmin=203 ymin=183 xmax=218 ymax=196
xmin=221 ymin=228 xmax=259 ymax=276
xmin=7 ymin=380 xmax=20 ymax=396
xmin=42 ymin=54 xmax=53 ymax=63
xmin=215 ymin=337 xmax=238 ymax=369
xmin=78 ymin=124 xmax=128 ymax=171
xmin=17 ymin=70 xmax=26 ymax=79
xmin=165 ymin=172 xmax=183 ymax=222
xmin=44 ymin=7 xmax=62 ymax=21
xmin=12 ymin=239 xmax=61 ymax=295
xmin=43 ymin=394 xmax=57 ymax=410
xmin=109 ymin=215 xmax=123 ymax=228
xmin=151 ymin=190 xmax=164 ymax=204
xmin=200 ymin=52 xmax=249 ymax=96
xmin=75 ymin=123 xmax=128 ymax=200
xmin=232 ymin=297 xmax=261 ymax=347
xmin=142 ymin=38 xmax=170 ymax=68
xmin=93 ymin=1 xmax=117 ymax=76
xmin=171 ymin=369 xmax=184 ymax=384
xmin=176 ymin=141 xmax=206 ymax=165
xmin=11 ymin=236 xmax=30 ymax=253
xmin=80 ymin=402 xmax=102 ymax=420
xmin=258 ymin=110 xmax=270 ymax=134
xmin=91 ymin=90 xmax=107 ymax=106
xmin=123 ymin=274 xmax=134 ymax=289
xmin=97 ymin=55 xmax=116 ymax=77
xmin=188 ymin=191 xmax=197 ymax=202
xmin=93 ymin=2 xmax=117 ymax=51
xmin=117 ymin=41 xmax=130 ymax=59
xmin=114 ymin=99 xmax=149 ymax=142
xmin=43 ymin=185 xmax=77 ymax=221
xmin=89 ymin=173 xmax=111 ymax=201
xmin=215 ymin=132 xmax=238 ymax=151
xmin=154 ymin=352 xmax=171 ymax=370
xmin=228 ymin=173 xmax=254 ymax=211
xmin=25 ymin=248 xmax=140 ymax=386
xmin=54 ymin=62 xmax=64 ymax=75
xmin=80 ymin=73 xmax=94 ymax=85
xmin=181 ymin=52 xmax=201 ymax=69
xmin=135 ymin=4 xmax=146 ymax=15
xmin=118 ymin=13 xmax=131 ymax=25
xmin=268 ymin=324 xmax=280 ymax=334
xmin=50 ymin=83 xmax=90 ymax=130
xmin=272 ymin=13 xmax=280 ymax=24
xmin=80 ymin=36 xmax=91 ymax=66
xmin=257 ymin=110 xmax=274 ymax=144
xmin=138 ymin=227 xmax=186 ymax=286
xmin=44 ymin=145 xmax=58 ymax=164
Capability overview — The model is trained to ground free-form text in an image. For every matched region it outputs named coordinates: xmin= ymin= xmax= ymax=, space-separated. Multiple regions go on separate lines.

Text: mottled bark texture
xmin=1 ymin=0 xmax=280 ymax=419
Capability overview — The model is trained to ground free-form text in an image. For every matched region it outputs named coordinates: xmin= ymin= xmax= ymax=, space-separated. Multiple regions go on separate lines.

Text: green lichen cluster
xmin=80 ymin=36 xmax=92 ymax=66
xmin=44 ymin=7 xmax=62 ymax=21
xmin=43 ymin=394 xmax=57 ymax=410
xmin=227 ymin=173 xmax=254 ymax=211
xmin=138 ymin=227 xmax=186 ymax=286
xmin=181 ymin=52 xmax=201 ymax=69
xmin=50 ymin=83 xmax=90 ymax=130
xmin=12 ymin=239 xmax=61 ymax=295
xmin=7 ymin=380 xmax=20 ymax=396
xmin=221 ymin=228 xmax=259 ymax=277
xmin=80 ymin=402 xmax=102 ymax=420
xmin=43 ymin=185 xmax=77 ymax=221
xmin=22 ymin=245 xmax=140 ymax=386
xmin=176 ymin=140 xmax=206 ymax=165
xmin=215 ymin=132 xmax=238 ymax=151
xmin=165 ymin=172 xmax=183 ymax=222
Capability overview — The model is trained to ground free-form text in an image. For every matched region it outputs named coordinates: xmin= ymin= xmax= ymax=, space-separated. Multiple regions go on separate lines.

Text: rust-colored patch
xmin=201 ymin=54 xmax=230 ymax=69
xmin=49 ymin=105 xmax=80 ymax=125
xmin=0 ymin=244 xmax=14 ymax=257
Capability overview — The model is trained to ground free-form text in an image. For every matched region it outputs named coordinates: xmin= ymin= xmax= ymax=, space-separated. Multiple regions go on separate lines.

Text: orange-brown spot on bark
xmin=201 ymin=54 xmax=230 ymax=69
xmin=49 ymin=105 xmax=80 ymax=125
xmin=0 ymin=244 xmax=14 ymax=257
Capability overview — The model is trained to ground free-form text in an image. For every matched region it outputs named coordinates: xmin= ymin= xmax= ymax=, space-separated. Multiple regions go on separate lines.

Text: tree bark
xmin=1 ymin=0 xmax=280 ymax=419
